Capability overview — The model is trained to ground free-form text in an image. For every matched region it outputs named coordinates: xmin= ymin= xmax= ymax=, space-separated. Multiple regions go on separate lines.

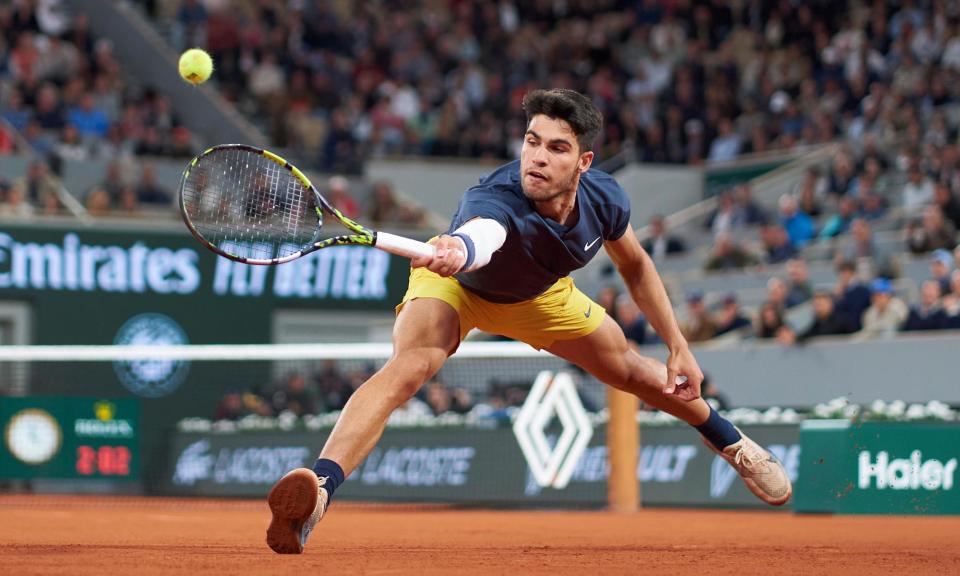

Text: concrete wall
xmin=645 ymin=332 xmax=960 ymax=408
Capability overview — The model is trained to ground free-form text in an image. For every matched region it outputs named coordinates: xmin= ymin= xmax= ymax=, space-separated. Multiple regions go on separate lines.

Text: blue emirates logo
xmin=113 ymin=313 xmax=190 ymax=398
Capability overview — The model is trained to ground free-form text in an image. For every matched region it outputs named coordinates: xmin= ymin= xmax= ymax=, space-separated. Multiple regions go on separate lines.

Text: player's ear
xmin=578 ymin=150 xmax=594 ymax=173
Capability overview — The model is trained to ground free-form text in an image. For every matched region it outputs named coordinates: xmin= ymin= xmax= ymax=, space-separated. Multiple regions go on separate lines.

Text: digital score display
xmin=1 ymin=398 xmax=139 ymax=481
xmin=76 ymin=445 xmax=133 ymax=477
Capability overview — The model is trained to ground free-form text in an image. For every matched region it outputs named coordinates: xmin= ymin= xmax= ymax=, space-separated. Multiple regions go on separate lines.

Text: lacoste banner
xmin=161 ymin=424 xmax=800 ymax=509
xmin=795 ymin=421 xmax=960 ymax=515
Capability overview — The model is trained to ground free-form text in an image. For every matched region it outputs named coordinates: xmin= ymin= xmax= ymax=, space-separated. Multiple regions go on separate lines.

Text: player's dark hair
xmin=522 ymin=89 xmax=603 ymax=153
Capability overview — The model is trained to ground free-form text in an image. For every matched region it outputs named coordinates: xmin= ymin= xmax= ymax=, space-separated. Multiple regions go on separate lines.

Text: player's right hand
xmin=411 ymin=235 xmax=467 ymax=277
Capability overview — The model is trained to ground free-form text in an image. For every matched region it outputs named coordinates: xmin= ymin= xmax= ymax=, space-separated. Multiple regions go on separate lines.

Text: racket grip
xmin=375 ymin=231 xmax=436 ymax=259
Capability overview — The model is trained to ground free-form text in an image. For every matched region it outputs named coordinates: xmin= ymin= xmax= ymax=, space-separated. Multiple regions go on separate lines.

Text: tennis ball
xmin=178 ymin=48 xmax=213 ymax=84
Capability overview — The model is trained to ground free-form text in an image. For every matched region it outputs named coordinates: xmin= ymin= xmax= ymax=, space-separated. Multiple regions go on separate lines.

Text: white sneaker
xmin=703 ymin=428 xmax=793 ymax=506
xmin=266 ymin=468 xmax=330 ymax=554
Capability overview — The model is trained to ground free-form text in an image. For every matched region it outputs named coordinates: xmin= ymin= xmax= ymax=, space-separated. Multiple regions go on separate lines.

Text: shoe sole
xmin=700 ymin=436 xmax=793 ymax=506
xmin=266 ymin=468 xmax=319 ymax=554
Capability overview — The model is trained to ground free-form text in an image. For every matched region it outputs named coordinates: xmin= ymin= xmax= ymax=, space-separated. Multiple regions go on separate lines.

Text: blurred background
xmin=0 ymin=0 xmax=958 ymax=513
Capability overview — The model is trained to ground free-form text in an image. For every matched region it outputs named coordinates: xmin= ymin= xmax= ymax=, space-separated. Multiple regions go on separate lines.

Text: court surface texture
xmin=2 ymin=495 xmax=958 ymax=575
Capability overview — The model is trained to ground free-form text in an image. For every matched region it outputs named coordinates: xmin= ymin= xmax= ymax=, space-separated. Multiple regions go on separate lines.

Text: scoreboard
xmin=1 ymin=397 xmax=139 ymax=480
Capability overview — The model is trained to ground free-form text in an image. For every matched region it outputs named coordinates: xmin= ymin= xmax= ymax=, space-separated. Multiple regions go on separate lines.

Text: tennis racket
xmin=178 ymin=144 xmax=435 ymax=264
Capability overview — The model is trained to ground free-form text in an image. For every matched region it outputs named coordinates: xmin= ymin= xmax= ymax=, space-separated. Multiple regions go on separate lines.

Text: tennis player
xmin=266 ymin=89 xmax=791 ymax=554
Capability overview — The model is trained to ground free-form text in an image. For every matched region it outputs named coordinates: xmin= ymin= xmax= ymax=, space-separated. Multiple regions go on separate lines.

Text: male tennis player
xmin=266 ymin=89 xmax=791 ymax=554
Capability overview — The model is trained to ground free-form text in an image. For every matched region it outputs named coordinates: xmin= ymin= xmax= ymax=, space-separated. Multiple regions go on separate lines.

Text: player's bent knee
xmin=383 ymin=350 xmax=445 ymax=401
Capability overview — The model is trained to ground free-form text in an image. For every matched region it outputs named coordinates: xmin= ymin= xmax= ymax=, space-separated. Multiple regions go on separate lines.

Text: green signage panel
xmin=161 ymin=424 xmax=799 ymax=509
xmin=0 ymin=397 xmax=139 ymax=480
xmin=796 ymin=421 xmax=960 ymax=515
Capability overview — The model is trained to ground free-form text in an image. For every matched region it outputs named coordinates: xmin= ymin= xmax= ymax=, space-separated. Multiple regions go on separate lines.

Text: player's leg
xmin=318 ymin=297 xmax=460 ymax=474
xmin=546 ymin=316 xmax=792 ymax=506
xmin=267 ymin=297 xmax=461 ymax=554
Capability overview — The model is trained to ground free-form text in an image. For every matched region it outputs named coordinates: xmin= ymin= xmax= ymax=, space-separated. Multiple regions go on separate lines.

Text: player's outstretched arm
xmin=604 ymin=226 xmax=704 ymax=401
xmin=410 ymin=218 xmax=507 ymax=277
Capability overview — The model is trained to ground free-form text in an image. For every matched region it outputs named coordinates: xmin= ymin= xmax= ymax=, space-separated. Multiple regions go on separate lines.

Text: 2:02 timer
xmin=75 ymin=445 xmax=132 ymax=476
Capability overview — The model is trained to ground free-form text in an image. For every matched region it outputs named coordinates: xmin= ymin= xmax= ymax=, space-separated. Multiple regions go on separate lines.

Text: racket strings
xmin=181 ymin=149 xmax=319 ymax=261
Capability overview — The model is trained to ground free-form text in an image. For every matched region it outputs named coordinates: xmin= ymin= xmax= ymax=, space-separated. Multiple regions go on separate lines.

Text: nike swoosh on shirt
xmin=584 ymin=236 xmax=601 ymax=250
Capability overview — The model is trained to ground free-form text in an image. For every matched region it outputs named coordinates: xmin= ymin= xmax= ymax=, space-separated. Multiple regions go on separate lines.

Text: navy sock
xmin=695 ymin=407 xmax=741 ymax=451
xmin=312 ymin=458 xmax=345 ymax=497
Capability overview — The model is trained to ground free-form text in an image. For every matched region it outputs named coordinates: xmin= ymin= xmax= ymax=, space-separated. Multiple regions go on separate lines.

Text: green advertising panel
xmin=0 ymin=397 xmax=139 ymax=480
xmin=796 ymin=420 xmax=960 ymax=515
xmin=161 ymin=424 xmax=799 ymax=509
xmin=0 ymin=222 xmax=415 ymax=488
xmin=703 ymin=160 xmax=789 ymax=199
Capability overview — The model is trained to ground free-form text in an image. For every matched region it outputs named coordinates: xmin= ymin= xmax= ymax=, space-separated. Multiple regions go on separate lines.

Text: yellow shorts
xmin=396 ymin=267 xmax=606 ymax=350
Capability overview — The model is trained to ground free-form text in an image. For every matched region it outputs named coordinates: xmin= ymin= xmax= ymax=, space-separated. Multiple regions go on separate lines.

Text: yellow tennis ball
xmin=178 ymin=48 xmax=213 ymax=84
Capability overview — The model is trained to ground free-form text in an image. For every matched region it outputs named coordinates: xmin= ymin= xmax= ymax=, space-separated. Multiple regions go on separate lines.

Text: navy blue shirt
xmin=448 ymin=160 xmax=631 ymax=303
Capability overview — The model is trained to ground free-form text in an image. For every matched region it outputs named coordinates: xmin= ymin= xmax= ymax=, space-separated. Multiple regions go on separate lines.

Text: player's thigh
xmin=546 ymin=315 xmax=664 ymax=392
xmin=391 ymin=297 xmax=461 ymax=375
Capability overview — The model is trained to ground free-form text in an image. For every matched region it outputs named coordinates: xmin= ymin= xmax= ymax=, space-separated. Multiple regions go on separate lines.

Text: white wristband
xmin=450 ymin=218 xmax=507 ymax=272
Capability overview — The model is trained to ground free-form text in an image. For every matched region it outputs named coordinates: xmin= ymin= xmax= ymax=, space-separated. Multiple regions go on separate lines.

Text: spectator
xmin=706 ymin=192 xmax=744 ymax=237
xmin=67 ymin=93 xmax=109 ymax=138
xmin=903 ymin=280 xmax=947 ymax=332
xmin=943 ymin=270 xmax=960 ymax=328
xmin=785 ymin=259 xmax=814 ymax=306
xmin=134 ymin=163 xmax=171 ymax=206
xmin=681 ymin=291 xmax=716 ymax=343
xmin=733 ymin=183 xmax=769 ymax=226
xmin=708 ymin=117 xmax=742 ymax=163
xmin=766 ymin=277 xmax=790 ymax=311
xmin=778 ymin=194 xmax=815 ymax=248
xmin=595 ymin=285 xmax=620 ymax=315
xmin=902 ymin=164 xmax=935 ymax=217
xmin=704 ymin=232 xmax=758 ymax=271
xmin=794 ymin=167 xmax=826 ymax=217
xmin=701 ymin=374 xmax=730 ymax=411
xmin=423 ymin=380 xmax=451 ymax=416
xmin=0 ymin=182 xmax=35 ymax=217
xmin=614 ymin=294 xmax=647 ymax=346
xmin=714 ymin=293 xmax=751 ymax=336
xmin=449 ymin=387 xmax=474 ymax=415
xmin=781 ymin=291 xmax=857 ymax=344
xmin=326 ymin=175 xmax=359 ymax=220
xmin=15 ymin=159 xmax=58 ymax=207
xmin=755 ymin=302 xmax=785 ymax=340
xmin=833 ymin=260 xmax=873 ymax=331
xmin=760 ymin=223 xmax=797 ymax=264
xmin=269 ymin=372 xmax=317 ymax=417
xmin=907 ymin=205 xmax=957 ymax=254
xmin=933 ymin=182 xmax=960 ymax=231
xmin=929 ymin=249 xmax=954 ymax=295
xmin=858 ymin=278 xmax=909 ymax=339
xmin=641 ymin=214 xmax=686 ymax=261
xmin=214 ymin=388 xmax=271 ymax=421
xmin=314 ymin=360 xmax=352 ymax=412
xmin=85 ymin=186 xmax=110 ymax=217
xmin=837 ymin=218 xmax=897 ymax=279
xmin=367 ymin=181 xmax=425 ymax=227
xmin=819 ymin=196 xmax=858 ymax=239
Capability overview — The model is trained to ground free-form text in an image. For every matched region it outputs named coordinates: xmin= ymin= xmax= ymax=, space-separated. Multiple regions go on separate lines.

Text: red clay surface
xmin=2 ymin=495 xmax=959 ymax=575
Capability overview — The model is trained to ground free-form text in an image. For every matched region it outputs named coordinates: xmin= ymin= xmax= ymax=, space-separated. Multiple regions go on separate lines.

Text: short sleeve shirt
xmin=448 ymin=160 xmax=631 ymax=303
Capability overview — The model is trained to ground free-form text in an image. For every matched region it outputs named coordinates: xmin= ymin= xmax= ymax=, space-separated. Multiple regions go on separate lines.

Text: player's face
xmin=520 ymin=115 xmax=594 ymax=202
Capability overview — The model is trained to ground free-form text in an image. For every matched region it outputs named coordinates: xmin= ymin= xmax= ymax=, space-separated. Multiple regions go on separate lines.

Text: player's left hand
xmin=663 ymin=345 xmax=704 ymax=402
xmin=411 ymin=235 xmax=467 ymax=277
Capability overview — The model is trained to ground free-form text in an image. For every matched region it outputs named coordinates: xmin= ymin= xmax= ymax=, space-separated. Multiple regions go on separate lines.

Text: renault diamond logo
xmin=513 ymin=371 xmax=593 ymax=489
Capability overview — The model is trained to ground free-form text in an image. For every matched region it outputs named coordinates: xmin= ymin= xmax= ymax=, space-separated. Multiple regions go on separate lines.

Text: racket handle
xmin=375 ymin=231 xmax=436 ymax=259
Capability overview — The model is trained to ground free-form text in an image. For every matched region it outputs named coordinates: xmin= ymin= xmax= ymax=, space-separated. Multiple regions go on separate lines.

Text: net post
xmin=606 ymin=386 xmax=639 ymax=512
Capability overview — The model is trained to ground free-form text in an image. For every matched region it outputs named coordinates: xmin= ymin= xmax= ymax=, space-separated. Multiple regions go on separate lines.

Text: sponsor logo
xmin=858 ymin=450 xmax=957 ymax=491
xmin=710 ymin=443 xmax=800 ymax=499
xmin=359 ymin=446 xmax=476 ymax=487
xmin=0 ymin=232 xmax=200 ymax=294
xmin=113 ymin=314 xmax=190 ymax=398
xmin=4 ymin=408 xmax=62 ymax=465
xmin=74 ymin=400 xmax=135 ymax=439
xmin=584 ymin=236 xmax=601 ymax=251
xmin=213 ymin=243 xmax=390 ymax=300
xmin=584 ymin=304 xmax=592 ymax=318
xmin=513 ymin=371 xmax=593 ymax=490
xmin=525 ymin=443 xmax=698 ymax=496
xmin=172 ymin=439 xmax=311 ymax=486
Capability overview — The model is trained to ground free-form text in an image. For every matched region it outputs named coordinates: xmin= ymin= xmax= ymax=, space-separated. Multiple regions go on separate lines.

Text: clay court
xmin=2 ymin=495 xmax=959 ymax=575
